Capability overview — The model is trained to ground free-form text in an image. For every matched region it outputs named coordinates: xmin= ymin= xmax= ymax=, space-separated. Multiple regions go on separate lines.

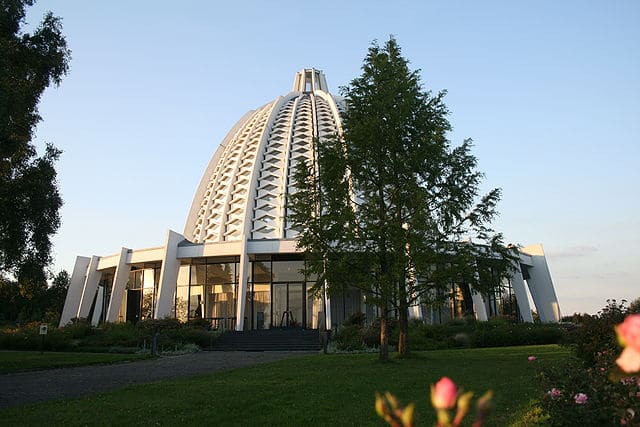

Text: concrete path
xmin=0 ymin=351 xmax=310 ymax=409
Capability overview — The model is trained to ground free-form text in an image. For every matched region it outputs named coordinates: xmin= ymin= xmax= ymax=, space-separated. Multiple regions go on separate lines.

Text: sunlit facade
xmin=60 ymin=69 xmax=561 ymax=330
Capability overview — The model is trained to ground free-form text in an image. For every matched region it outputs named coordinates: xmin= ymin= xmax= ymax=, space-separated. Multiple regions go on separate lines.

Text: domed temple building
xmin=60 ymin=69 xmax=561 ymax=330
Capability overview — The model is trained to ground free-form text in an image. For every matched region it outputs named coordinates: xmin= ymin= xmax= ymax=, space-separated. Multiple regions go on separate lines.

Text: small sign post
xmin=39 ymin=324 xmax=48 ymax=354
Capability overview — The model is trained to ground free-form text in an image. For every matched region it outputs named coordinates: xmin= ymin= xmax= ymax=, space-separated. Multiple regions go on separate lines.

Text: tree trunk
xmin=397 ymin=303 xmax=409 ymax=358
xmin=379 ymin=306 xmax=389 ymax=362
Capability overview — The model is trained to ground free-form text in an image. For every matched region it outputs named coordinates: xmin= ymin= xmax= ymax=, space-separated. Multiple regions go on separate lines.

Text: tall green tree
xmin=290 ymin=37 xmax=514 ymax=361
xmin=0 ymin=0 xmax=70 ymax=286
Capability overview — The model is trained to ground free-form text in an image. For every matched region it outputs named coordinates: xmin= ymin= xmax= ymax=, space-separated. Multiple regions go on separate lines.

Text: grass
xmin=0 ymin=345 xmax=569 ymax=426
xmin=0 ymin=351 xmax=151 ymax=374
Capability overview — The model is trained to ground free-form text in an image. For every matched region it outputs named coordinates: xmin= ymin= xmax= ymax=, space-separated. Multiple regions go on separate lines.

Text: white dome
xmin=184 ymin=69 xmax=345 ymax=243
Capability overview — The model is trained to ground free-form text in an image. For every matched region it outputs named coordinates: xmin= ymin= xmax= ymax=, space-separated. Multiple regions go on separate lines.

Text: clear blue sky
xmin=26 ymin=1 xmax=639 ymax=315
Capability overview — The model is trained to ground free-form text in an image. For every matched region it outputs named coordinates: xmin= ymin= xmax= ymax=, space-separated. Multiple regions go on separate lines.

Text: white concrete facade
xmin=59 ymin=69 xmax=561 ymax=328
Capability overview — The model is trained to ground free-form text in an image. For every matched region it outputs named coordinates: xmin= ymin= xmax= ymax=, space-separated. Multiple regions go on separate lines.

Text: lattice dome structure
xmin=185 ymin=69 xmax=345 ymax=243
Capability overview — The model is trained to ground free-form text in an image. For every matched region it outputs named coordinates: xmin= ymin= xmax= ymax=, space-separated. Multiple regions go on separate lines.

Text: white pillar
xmin=324 ymin=280 xmax=332 ymax=330
xmin=59 ymin=256 xmax=91 ymax=327
xmin=77 ymin=256 xmax=102 ymax=319
xmin=105 ymin=247 xmax=130 ymax=322
xmin=91 ymin=286 xmax=104 ymax=326
xmin=235 ymin=247 xmax=249 ymax=331
xmin=522 ymin=244 xmax=561 ymax=322
xmin=471 ymin=291 xmax=488 ymax=321
xmin=155 ymin=230 xmax=184 ymax=319
xmin=510 ymin=261 xmax=534 ymax=323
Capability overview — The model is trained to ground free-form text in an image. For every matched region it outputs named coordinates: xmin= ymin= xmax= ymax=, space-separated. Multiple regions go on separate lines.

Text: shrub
xmin=536 ymin=299 xmax=640 ymax=426
xmin=333 ymin=325 xmax=365 ymax=351
xmin=344 ymin=312 xmax=366 ymax=326
xmin=567 ymin=299 xmax=627 ymax=365
xmin=65 ymin=318 xmax=93 ymax=339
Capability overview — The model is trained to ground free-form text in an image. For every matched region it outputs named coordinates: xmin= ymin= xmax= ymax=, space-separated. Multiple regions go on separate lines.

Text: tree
xmin=290 ymin=37 xmax=514 ymax=361
xmin=0 ymin=0 xmax=70 ymax=285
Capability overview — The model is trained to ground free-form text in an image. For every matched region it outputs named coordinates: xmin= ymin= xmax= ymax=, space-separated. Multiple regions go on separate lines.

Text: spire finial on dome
xmin=292 ymin=68 xmax=328 ymax=92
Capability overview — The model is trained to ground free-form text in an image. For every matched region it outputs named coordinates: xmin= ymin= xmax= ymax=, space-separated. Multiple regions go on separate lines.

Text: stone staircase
xmin=209 ymin=328 xmax=321 ymax=352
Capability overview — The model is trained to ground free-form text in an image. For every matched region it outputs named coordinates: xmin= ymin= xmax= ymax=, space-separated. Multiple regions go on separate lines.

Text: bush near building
xmin=331 ymin=314 xmax=566 ymax=352
xmin=536 ymin=299 xmax=640 ymax=426
xmin=0 ymin=318 xmax=218 ymax=353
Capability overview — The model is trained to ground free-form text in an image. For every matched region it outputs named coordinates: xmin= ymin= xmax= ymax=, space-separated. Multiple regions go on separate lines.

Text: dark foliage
xmin=0 ymin=317 xmax=219 ymax=352
xmin=0 ymin=0 xmax=70 ymax=302
xmin=331 ymin=317 xmax=564 ymax=352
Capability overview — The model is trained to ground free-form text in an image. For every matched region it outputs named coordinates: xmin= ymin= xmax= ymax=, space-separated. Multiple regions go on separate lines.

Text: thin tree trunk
xmin=379 ymin=305 xmax=389 ymax=362
xmin=398 ymin=303 xmax=409 ymax=358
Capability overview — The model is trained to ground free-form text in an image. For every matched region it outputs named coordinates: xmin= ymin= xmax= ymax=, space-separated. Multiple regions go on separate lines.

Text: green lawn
xmin=0 ymin=351 xmax=151 ymax=374
xmin=0 ymin=345 xmax=569 ymax=426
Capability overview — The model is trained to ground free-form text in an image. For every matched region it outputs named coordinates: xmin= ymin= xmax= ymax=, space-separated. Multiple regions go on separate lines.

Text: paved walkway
xmin=0 ymin=351 xmax=309 ymax=409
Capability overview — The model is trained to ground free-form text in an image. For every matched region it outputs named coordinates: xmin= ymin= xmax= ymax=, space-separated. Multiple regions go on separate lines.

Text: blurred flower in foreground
xmin=547 ymin=388 xmax=562 ymax=399
xmin=431 ymin=377 xmax=457 ymax=409
xmin=616 ymin=314 xmax=640 ymax=373
xmin=376 ymin=378 xmax=492 ymax=427
xmin=431 ymin=377 xmax=492 ymax=427
xmin=375 ymin=391 xmax=415 ymax=427
xmin=527 ymin=356 xmax=537 ymax=362
xmin=573 ymin=393 xmax=588 ymax=405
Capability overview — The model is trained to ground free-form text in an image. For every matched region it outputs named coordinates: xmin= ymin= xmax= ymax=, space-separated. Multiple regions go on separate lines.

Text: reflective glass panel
xmin=272 ymin=261 xmax=304 ymax=282
xmin=252 ymin=261 xmax=271 ymax=283
xmin=189 ymin=285 xmax=204 ymax=318
xmin=175 ymin=286 xmax=188 ymax=322
xmin=288 ymin=283 xmax=303 ymax=327
xmin=207 ymin=263 xmax=235 ymax=284
xmin=190 ymin=264 xmax=206 ymax=285
xmin=252 ymin=283 xmax=270 ymax=330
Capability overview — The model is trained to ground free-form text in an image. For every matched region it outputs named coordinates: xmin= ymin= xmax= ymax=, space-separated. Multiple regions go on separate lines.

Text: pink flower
xmin=617 ymin=347 xmax=640 ymax=374
xmin=528 ymin=356 xmax=537 ymax=362
xmin=547 ymin=388 xmax=562 ymax=399
xmin=574 ymin=393 xmax=588 ymax=404
xmin=430 ymin=377 xmax=458 ymax=409
xmin=617 ymin=314 xmax=640 ymax=352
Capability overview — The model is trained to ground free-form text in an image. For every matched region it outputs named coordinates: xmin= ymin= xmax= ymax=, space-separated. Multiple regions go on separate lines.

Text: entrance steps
xmin=208 ymin=328 xmax=321 ymax=352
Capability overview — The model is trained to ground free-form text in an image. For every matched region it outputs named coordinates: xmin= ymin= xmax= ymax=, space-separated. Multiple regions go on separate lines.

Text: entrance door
xmin=272 ymin=282 xmax=304 ymax=328
xmin=126 ymin=289 xmax=141 ymax=324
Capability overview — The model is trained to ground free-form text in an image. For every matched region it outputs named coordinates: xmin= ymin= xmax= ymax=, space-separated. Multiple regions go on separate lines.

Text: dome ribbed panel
xmin=187 ymin=70 xmax=345 ymax=245
xmin=284 ymin=95 xmax=315 ymax=239
xmin=251 ymin=97 xmax=297 ymax=239
xmin=192 ymin=101 xmax=275 ymax=243
xmin=315 ymin=96 xmax=339 ymax=140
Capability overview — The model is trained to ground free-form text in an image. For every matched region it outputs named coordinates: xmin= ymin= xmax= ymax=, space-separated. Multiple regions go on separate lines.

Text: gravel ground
xmin=0 ymin=351 xmax=310 ymax=409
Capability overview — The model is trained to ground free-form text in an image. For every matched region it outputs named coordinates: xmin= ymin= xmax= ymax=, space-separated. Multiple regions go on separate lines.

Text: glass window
xmin=127 ymin=270 xmax=143 ymax=290
xmin=191 ymin=264 xmax=206 ymax=285
xmin=252 ymin=261 xmax=271 ymax=283
xmin=204 ymin=284 xmax=236 ymax=318
xmin=189 ymin=285 xmax=204 ymax=318
xmin=306 ymin=282 xmax=323 ymax=328
xmin=141 ymin=286 xmax=154 ymax=320
xmin=175 ymin=286 xmax=189 ymax=322
xmin=207 ymin=263 xmax=235 ymax=284
xmin=251 ymin=283 xmax=270 ymax=330
xmin=272 ymin=260 xmax=304 ymax=282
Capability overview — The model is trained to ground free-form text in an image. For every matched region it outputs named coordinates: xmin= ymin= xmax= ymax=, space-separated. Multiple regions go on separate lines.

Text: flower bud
xmin=431 ymin=377 xmax=458 ymax=409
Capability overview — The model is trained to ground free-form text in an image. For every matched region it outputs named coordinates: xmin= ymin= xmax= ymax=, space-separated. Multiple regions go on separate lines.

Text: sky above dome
xmin=26 ymin=1 xmax=639 ymax=316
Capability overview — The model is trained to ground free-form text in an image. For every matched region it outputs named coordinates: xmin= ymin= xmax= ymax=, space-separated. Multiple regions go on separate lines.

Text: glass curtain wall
xmin=117 ymin=263 xmax=161 ymax=324
xmin=245 ymin=256 xmax=322 ymax=330
xmin=174 ymin=257 xmax=239 ymax=329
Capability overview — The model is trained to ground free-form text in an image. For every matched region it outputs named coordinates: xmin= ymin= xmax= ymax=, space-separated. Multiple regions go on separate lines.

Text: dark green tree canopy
xmin=0 ymin=0 xmax=70 ymax=280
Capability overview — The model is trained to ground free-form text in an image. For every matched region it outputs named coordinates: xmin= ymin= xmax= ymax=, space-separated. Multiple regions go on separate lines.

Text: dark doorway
xmin=126 ymin=289 xmax=141 ymax=324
